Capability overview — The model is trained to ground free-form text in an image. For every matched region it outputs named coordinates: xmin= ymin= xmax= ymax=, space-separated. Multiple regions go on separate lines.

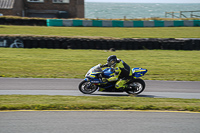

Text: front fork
xmin=84 ymin=78 xmax=91 ymax=89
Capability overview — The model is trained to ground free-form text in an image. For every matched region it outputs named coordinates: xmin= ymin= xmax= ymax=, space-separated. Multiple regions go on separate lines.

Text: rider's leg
xmin=115 ymin=78 xmax=130 ymax=90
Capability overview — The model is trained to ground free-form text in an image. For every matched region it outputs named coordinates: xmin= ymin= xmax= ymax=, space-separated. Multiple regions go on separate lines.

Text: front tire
xmin=126 ymin=79 xmax=145 ymax=94
xmin=79 ymin=80 xmax=98 ymax=94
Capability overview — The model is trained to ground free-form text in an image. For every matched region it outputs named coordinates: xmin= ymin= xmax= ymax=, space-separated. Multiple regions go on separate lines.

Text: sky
xmin=85 ymin=0 xmax=200 ymax=3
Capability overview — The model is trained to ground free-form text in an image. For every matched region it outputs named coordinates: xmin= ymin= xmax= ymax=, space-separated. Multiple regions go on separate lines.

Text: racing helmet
xmin=107 ymin=55 xmax=117 ymax=67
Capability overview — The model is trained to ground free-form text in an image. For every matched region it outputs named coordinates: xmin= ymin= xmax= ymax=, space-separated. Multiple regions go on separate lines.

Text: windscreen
xmin=91 ymin=65 xmax=102 ymax=73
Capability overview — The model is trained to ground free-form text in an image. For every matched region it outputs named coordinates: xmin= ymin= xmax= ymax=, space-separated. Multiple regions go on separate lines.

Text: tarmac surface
xmin=0 ymin=78 xmax=200 ymax=99
xmin=1 ymin=110 xmax=200 ymax=133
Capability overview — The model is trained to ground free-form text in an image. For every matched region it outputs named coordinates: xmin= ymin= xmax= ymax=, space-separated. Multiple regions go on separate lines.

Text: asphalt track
xmin=1 ymin=110 xmax=200 ymax=133
xmin=0 ymin=78 xmax=200 ymax=99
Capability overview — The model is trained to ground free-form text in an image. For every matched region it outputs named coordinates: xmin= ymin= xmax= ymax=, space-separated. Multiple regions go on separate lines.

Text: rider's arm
xmin=101 ymin=63 xmax=109 ymax=68
xmin=107 ymin=67 xmax=121 ymax=82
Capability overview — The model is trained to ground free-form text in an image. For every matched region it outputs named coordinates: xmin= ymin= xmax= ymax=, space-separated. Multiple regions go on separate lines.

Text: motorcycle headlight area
xmin=85 ymin=72 xmax=91 ymax=77
xmin=86 ymin=72 xmax=102 ymax=79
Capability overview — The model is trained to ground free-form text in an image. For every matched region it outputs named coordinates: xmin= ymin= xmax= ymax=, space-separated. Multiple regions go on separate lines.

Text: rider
xmin=101 ymin=55 xmax=132 ymax=91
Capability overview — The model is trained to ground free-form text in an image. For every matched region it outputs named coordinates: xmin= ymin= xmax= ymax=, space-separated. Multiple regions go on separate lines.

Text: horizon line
xmin=85 ymin=2 xmax=200 ymax=4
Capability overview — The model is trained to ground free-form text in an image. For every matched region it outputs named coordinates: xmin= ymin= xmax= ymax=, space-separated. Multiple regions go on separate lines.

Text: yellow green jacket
xmin=107 ymin=59 xmax=132 ymax=82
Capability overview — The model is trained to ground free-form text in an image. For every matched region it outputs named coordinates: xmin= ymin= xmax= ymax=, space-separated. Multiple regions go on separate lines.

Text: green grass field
xmin=0 ymin=95 xmax=200 ymax=112
xmin=0 ymin=25 xmax=200 ymax=38
xmin=0 ymin=48 xmax=199 ymax=81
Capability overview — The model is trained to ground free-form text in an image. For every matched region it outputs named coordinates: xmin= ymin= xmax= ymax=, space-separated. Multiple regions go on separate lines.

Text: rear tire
xmin=79 ymin=80 xmax=98 ymax=94
xmin=126 ymin=79 xmax=145 ymax=94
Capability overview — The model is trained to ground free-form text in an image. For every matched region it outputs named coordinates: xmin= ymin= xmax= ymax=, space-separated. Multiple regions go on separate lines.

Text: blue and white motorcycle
xmin=79 ymin=64 xmax=147 ymax=95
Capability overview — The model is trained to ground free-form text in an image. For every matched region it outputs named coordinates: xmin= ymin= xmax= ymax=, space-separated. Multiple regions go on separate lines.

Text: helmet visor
xmin=107 ymin=60 xmax=115 ymax=67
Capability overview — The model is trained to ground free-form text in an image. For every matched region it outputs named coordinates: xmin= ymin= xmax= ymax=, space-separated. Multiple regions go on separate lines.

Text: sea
xmin=85 ymin=2 xmax=200 ymax=19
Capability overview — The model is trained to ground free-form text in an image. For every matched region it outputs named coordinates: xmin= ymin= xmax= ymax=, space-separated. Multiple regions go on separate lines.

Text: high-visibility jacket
xmin=103 ymin=59 xmax=132 ymax=82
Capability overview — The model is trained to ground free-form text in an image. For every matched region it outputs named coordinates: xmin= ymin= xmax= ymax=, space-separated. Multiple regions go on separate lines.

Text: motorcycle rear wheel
xmin=79 ymin=80 xmax=98 ymax=94
xmin=126 ymin=79 xmax=145 ymax=94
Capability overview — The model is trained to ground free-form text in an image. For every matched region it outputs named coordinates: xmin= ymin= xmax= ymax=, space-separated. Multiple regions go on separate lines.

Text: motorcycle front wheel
xmin=79 ymin=80 xmax=98 ymax=94
xmin=126 ymin=78 xmax=145 ymax=94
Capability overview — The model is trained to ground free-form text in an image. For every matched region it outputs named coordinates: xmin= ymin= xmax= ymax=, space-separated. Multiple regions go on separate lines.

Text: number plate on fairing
xmin=91 ymin=80 xmax=100 ymax=83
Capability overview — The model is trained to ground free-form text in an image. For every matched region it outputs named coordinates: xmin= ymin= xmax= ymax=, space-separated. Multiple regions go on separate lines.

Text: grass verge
xmin=0 ymin=95 xmax=199 ymax=112
xmin=0 ymin=48 xmax=200 ymax=81
xmin=0 ymin=25 xmax=200 ymax=38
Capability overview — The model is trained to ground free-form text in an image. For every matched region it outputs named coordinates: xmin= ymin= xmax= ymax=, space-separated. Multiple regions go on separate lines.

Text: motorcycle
xmin=79 ymin=64 xmax=147 ymax=95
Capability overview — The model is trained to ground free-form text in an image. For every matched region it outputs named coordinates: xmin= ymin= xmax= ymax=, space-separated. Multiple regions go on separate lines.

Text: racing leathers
xmin=102 ymin=59 xmax=132 ymax=90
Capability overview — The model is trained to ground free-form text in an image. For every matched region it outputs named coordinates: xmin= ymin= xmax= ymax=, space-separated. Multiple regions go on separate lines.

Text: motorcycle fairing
xmin=84 ymin=77 xmax=117 ymax=92
xmin=132 ymin=68 xmax=148 ymax=78
xmin=102 ymin=67 xmax=115 ymax=78
xmin=84 ymin=78 xmax=100 ymax=83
